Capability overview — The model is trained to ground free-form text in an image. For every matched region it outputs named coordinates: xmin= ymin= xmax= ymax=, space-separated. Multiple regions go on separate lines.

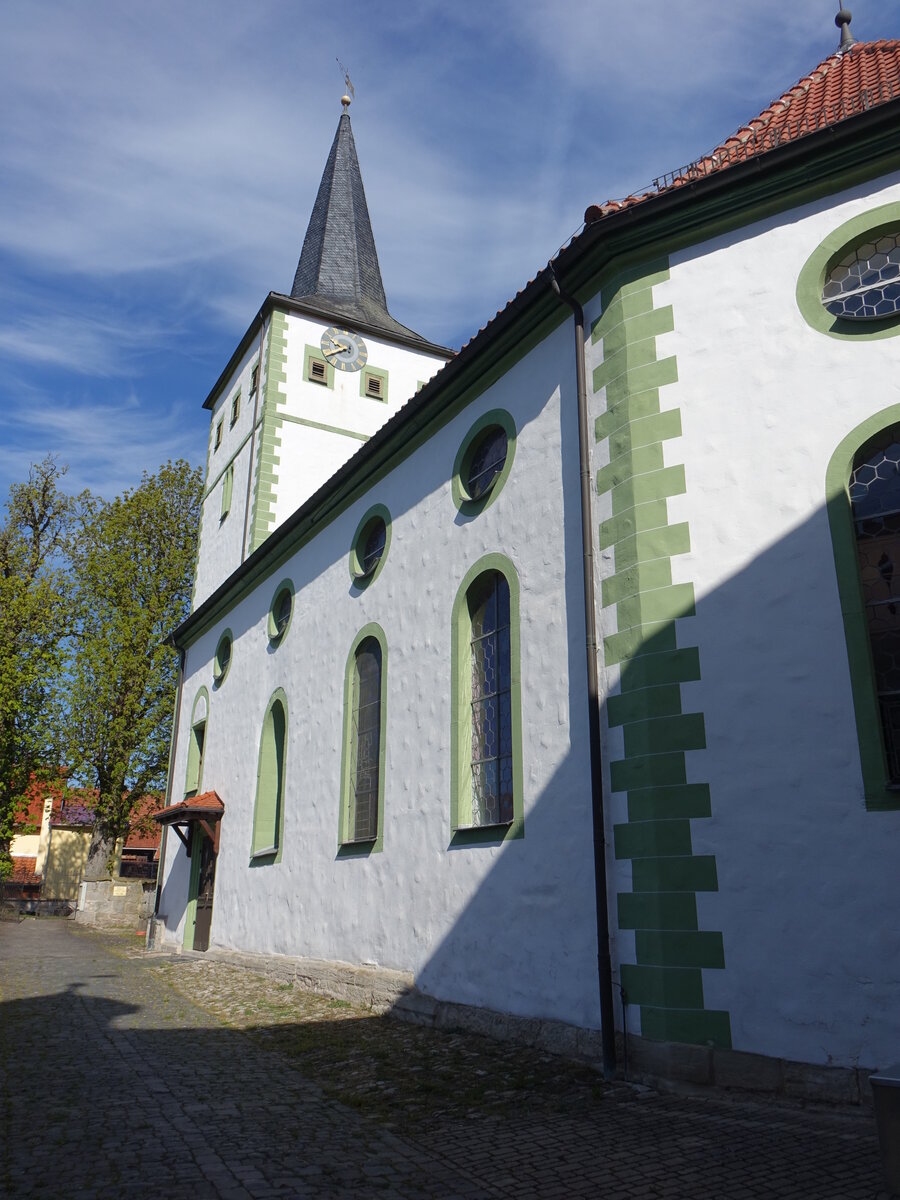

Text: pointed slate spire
xmin=291 ymin=99 xmax=415 ymax=340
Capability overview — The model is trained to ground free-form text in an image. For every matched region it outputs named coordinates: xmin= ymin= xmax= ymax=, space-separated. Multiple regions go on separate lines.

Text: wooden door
xmin=192 ymin=829 xmax=217 ymax=952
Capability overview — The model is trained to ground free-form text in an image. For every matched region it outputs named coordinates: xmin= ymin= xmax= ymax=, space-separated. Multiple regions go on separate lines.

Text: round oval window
xmin=214 ymin=632 xmax=232 ymax=683
xmin=357 ymin=517 xmax=386 ymax=578
xmin=465 ymin=426 xmax=508 ymax=500
xmin=823 ymin=234 xmax=900 ymax=321
xmin=272 ymin=588 xmax=292 ymax=639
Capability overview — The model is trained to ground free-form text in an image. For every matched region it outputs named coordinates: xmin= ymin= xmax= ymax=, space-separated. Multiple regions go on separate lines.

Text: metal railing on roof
xmin=638 ymin=76 xmax=900 ymax=198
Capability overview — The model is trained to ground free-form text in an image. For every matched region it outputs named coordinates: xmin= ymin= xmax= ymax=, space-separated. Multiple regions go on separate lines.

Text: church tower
xmin=192 ymin=98 xmax=452 ymax=610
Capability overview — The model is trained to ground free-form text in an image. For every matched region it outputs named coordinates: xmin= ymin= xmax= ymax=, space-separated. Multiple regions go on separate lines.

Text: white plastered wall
xmin=193 ymin=335 xmax=266 ymax=608
xmin=158 ymin=320 xmax=604 ymax=1030
xmin=655 ymin=170 xmax=900 ymax=1068
xmin=269 ymin=312 xmax=447 ymax=529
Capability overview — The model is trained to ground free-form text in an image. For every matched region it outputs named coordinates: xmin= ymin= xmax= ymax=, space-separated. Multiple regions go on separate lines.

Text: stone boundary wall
xmin=144 ymin=939 xmax=878 ymax=1108
xmin=76 ymin=880 xmax=156 ymax=929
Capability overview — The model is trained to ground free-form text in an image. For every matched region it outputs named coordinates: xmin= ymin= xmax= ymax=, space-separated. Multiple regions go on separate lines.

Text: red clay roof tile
xmin=585 ymin=40 xmax=900 ymax=224
xmin=8 ymin=856 xmax=41 ymax=885
xmin=153 ymin=791 xmax=225 ymax=822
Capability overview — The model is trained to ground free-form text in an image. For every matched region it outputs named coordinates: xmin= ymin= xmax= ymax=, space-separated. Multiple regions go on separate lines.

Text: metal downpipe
xmin=549 ymin=266 xmax=618 ymax=1080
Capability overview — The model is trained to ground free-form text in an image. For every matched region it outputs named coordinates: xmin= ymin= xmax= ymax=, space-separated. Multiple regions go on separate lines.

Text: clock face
xmin=320 ymin=327 xmax=368 ymax=372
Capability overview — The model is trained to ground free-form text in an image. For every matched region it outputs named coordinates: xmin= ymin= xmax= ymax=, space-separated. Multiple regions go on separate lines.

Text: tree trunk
xmin=83 ymin=828 xmax=116 ymax=881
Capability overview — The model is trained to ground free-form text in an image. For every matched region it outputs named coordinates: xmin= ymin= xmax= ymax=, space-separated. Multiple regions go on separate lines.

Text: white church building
xmin=154 ymin=13 xmax=900 ymax=1098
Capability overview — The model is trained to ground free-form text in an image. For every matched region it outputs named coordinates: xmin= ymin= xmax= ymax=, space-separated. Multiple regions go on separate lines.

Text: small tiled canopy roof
xmin=153 ymin=791 xmax=224 ymax=824
xmin=585 ymin=39 xmax=900 ymax=223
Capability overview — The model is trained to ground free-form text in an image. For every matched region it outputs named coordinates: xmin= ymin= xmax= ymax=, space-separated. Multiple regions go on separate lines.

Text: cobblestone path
xmin=0 ymin=918 xmax=890 ymax=1199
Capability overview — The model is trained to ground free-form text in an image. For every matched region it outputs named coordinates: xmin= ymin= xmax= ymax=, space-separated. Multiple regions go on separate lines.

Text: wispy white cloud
xmin=1 ymin=390 xmax=207 ymax=500
xmin=0 ymin=0 xmax=895 ymax=500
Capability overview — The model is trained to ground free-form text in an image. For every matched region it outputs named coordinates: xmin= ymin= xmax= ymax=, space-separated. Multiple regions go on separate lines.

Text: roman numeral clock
xmin=320 ymin=327 xmax=368 ymax=372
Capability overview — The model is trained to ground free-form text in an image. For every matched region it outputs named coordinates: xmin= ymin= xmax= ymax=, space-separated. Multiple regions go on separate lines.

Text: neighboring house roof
xmin=47 ymin=795 xmax=162 ymax=849
xmin=290 ymin=104 xmax=433 ymax=347
xmin=51 ymin=803 xmax=95 ymax=828
xmin=585 ymin=38 xmax=900 ymax=224
xmin=153 ymin=791 xmax=225 ymax=824
xmin=7 ymin=856 xmax=41 ymax=886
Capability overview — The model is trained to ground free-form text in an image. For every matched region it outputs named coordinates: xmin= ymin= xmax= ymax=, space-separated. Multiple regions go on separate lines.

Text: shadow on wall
xmin=409 ymin=485 xmax=900 ymax=1069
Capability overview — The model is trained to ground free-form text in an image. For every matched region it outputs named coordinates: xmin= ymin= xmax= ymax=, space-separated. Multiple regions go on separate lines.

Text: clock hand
xmin=322 ymin=346 xmax=342 ymax=358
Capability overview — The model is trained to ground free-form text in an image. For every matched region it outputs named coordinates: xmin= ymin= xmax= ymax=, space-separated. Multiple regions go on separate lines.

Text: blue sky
xmin=1 ymin=0 xmax=895 ymax=500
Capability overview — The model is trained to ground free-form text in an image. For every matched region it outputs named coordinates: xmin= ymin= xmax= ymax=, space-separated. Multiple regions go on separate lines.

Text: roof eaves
xmin=202 ymin=293 xmax=454 ymax=412
xmin=182 ymin=87 xmax=900 ymax=647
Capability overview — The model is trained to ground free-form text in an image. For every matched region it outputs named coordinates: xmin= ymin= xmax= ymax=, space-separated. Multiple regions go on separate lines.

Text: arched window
xmin=252 ymin=692 xmax=287 ymax=859
xmin=184 ymin=689 xmax=208 ymax=798
xmin=450 ymin=556 xmax=524 ymax=843
xmin=340 ymin=625 xmax=387 ymax=852
xmin=849 ymin=430 xmax=900 ymax=781
xmin=827 ymin=408 xmax=900 ymax=810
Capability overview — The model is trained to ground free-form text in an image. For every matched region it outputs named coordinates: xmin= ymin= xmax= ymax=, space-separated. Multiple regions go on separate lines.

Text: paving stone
xmin=0 ymin=919 xmax=889 ymax=1200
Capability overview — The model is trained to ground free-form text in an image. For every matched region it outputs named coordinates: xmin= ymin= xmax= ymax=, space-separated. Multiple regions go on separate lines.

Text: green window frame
xmin=450 ymin=554 xmax=524 ymax=845
xmin=451 ymin=409 xmax=516 ymax=516
xmin=827 ymin=404 xmax=900 ymax=811
xmin=214 ymin=418 xmax=223 ymax=451
xmin=361 ymin=365 xmax=389 ymax=403
xmin=304 ymin=344 xmax=334 ymax=388
xmin=348 ymin=503 xmax=391 ymax=590
xmin=251 ymin=689 xmax=288 ymax=860
xmin=229 ymin=389 xmax=241 ymax=427
xmin=796 ymin=204 xmax=900 ymax=342
xmin=213 ymin=629 xmax=233 ymax=687
xmin=267 ymin=578 xmax=294 ymax=644
xmin=220 ymin=463 xmax=234 ymax=520
xmin=339 ymin=623 xmax=388 ymax=855
xmin=184 ymin=688 xmax=209 ymax=799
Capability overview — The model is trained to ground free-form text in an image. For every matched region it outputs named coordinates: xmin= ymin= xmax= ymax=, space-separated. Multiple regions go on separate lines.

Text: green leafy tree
xmin=66 ymin=460 xmax=203 ymax=876
xmin=0 ymin=459 xmax=82 ymax=879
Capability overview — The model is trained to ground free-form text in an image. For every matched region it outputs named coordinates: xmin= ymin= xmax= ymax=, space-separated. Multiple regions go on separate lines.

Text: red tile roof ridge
xmin=585 ymin=39 xmax=900 ymax=225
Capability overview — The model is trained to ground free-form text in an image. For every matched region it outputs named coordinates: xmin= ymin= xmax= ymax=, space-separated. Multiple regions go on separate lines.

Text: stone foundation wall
xmin=76 ymin=880 xmax=156 ymax=929
xmin=144 ymin=941 xmax=879 ymax=1108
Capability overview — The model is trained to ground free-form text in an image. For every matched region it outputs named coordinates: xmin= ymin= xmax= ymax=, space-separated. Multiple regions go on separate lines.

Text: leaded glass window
xmin=467 ymin=571 xmax=513 ymax=825
xmin=360 ymin=518 xmax=386 ymax=576
xmin=823 ymin=235 xmax=900 ymax=321
xmin=466 ymin=426 xmax=508 ymax=500
xmin=349 ymin=637 xmax=382 ymax=841
xmin=850 ymin=429 xmax=900 ymax=782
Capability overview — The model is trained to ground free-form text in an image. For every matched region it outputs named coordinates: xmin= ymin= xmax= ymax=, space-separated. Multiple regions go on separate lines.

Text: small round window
xmin=359 ymin=518 xmax=386 ymax=576
xmin=823 ymin=235 xmax=900 ymax=321
xmin=213 ymin=630 xmax=232 ymax=685
xmin=452 ymin=410 xmax=516 ymax=515
xmin=268 ymin=581 xmax=294 ymax=643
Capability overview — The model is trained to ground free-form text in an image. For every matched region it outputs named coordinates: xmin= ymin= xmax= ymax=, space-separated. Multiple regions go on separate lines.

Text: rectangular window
xmin=309 ymin=357 xmax=327 ymax=384
xmin=230 ymin=390 xmax=240 ymax=427
xmin=214 ymin=419 xmax=223 ymax=451
xmin=361 ymin=367 xmax=389 ymax=403
xmin=220 ymin=463 xmax=234 ymax=520
xmin=249 ymin=362 xmax=259 ymax=397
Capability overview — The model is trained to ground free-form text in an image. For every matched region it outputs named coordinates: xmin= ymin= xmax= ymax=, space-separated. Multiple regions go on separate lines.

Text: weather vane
xmin=336 ymin=59 xmax=355 ymax=106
